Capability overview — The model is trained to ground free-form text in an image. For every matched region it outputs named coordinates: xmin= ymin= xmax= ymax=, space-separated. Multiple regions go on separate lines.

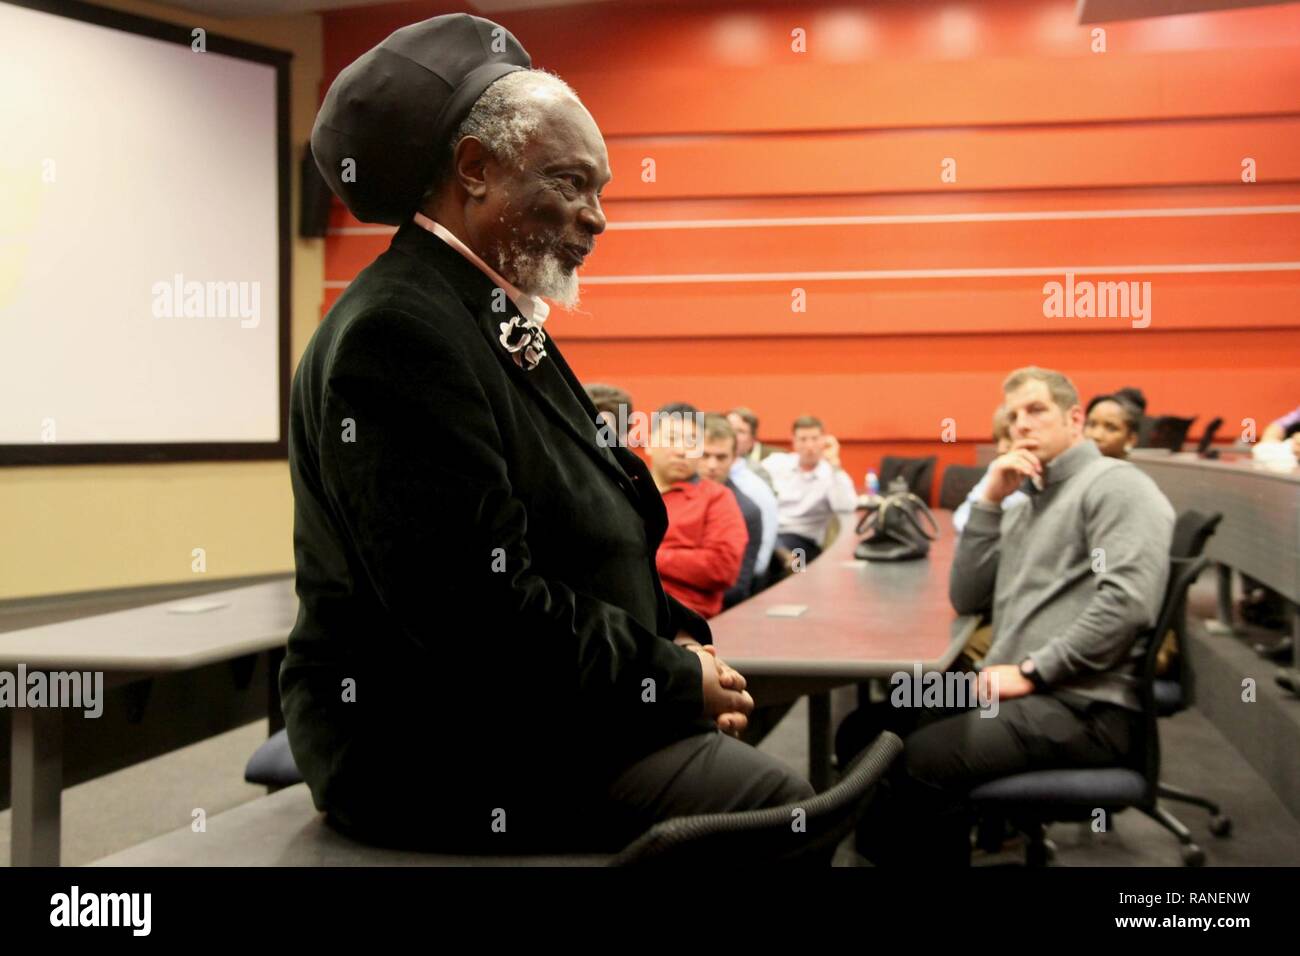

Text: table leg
xmin=11 ymin=706 xmax=62 ymax=867
xmin=1292 ymin=604 xmax=1300 ymax=670
xmin=266 ymin=646 xmax=286 ymax=736
xmin=808 ymin=692 xmax=831 ymax=793
xmin=1204 ymin=564 xmax=1238 ymax=636
xmin=1216 ymin=564 xmax=1235 ymax=627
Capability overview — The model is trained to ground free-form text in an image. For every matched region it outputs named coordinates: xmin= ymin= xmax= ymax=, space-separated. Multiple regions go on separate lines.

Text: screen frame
xmin=0 ymin=0 xmax=293 ymax=466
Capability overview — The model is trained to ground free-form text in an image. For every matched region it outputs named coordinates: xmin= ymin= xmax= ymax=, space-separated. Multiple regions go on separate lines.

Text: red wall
xmin=320 ymin=0 xmax=1300 ymax=498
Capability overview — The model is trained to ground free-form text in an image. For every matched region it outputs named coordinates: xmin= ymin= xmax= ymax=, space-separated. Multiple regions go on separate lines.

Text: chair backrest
xmin=1170 ymin=509 xmax=1223 ymax=560
xmin=1131 ymin=555 xmax=1211 ymax=789
xmin=1159 ymin=509 xmax=1222 ymax=699
xmin=880 ymin=456 xmax=938 ymax=505
xmin=1142 ymin=415 xmax=1197 ymax=451
xmin=938 ymin=464 xmax=986 ymax=510
xmin=608 ymin=731 xmax=903 ymax=866
xmin=1195 ymin=417 xmax=1223 ymax=456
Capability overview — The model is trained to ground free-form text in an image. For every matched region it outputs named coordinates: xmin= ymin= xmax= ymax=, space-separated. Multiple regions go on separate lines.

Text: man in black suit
xmin=283 ymin=14 xmax=811 ymax=852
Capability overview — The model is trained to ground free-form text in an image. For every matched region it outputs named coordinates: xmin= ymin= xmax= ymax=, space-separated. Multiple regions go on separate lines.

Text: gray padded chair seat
xmin=244 ymin=729 xmax=304 ymax=788
xmin=92 ymin=784 xmax=614 ymax=867
xmin=969 ymin=768 xmax=1146 ymax=807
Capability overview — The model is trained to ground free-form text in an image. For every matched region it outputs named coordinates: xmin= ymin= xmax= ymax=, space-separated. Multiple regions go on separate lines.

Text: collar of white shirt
xmin=412 ymin=212 xmax=550 ymax=327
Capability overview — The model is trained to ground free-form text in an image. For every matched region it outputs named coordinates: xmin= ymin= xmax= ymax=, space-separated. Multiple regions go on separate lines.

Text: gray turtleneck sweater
xmin=949 ymin=440 xmax=1175 ymax=711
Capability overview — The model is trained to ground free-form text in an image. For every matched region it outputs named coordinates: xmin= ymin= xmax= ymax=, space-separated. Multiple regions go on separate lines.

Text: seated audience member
xmin=650 ymin=403 xmax=747 ymax=618
xmin=723 ymin=419 xmax=779 ymax=591
xmin=727 ymin=407 xmax=777 ymax=487
xmin=1261 ymin=404 xmax=1300 ymax=455
xmin=763 ymin=416 xmax=857 ymax=565
xmin=585 ymin=382 xmax=633 ymax=445
xmin=836 ymin=366 xmax=1174 ymax=866
xmin=697 ymin=414 xmax=765 ymax=608
xmin=1084 ymin=392 xmax=1143 ymax=459
xmin=953 ymin=405 xmax=1027 ymax=534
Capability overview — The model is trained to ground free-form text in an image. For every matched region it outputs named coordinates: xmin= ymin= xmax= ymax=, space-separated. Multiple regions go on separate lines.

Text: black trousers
xmin=600 ymin=731 xmax=814 ymax=845
xmin=835 ymin=682 xmax=1140 ymax=866
xmin=330 ymin=730 xmax=813 ymax=855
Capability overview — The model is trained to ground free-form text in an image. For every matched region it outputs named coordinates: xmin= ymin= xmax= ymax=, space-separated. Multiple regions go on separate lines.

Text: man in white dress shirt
xmin=763 ymin=415 xmax=858 ymax=563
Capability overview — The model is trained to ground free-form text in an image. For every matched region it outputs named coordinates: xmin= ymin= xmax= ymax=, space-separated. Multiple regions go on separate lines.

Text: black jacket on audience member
xmin=281 ymin=221 xmax=713 ymax=849
xmin=723 ymin=480 xmax=763 ymax=609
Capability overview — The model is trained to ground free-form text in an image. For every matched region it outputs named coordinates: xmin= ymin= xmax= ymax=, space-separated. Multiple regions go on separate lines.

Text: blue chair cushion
xmin=968 ymin=768 xmax=1146 ymax=807
xmin=1153 ymin=679 xmax=1183 ymax=716
xmin=245 ymin=729 xmax=304 ymax=787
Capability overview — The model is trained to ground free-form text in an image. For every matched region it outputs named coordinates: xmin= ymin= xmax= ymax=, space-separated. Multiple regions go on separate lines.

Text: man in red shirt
xmin=649 ymin=403 xmax=747 ymax=618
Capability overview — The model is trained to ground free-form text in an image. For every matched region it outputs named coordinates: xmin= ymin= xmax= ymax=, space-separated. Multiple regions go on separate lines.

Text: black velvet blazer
xmin=281 ymin=221 xmax=713 ymax=843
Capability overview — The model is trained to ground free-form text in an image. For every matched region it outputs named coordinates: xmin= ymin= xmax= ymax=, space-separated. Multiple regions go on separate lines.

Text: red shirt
xmin=657 ymin=477 xmax=748 ymax=619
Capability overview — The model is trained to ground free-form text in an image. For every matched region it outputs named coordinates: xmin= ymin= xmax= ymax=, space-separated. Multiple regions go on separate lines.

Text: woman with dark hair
xmin=1085 ymin=393 xmax=1143 ymax=459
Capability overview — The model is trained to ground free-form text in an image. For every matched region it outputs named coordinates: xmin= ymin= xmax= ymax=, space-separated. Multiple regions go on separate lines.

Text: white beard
xmin=499 ymin=241 xmax=581 ymax=309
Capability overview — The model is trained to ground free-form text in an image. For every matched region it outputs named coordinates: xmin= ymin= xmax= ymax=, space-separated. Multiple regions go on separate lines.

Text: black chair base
xmin=1158 ymin=782 xmax=1233 ymax=836
xmin=1139 ymin=804 xmax=1205 ymax=867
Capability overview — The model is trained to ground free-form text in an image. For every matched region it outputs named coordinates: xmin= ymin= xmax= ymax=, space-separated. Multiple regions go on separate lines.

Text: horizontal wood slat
xmin=569 ymin=48 xmax=1300 ymax=136
xmin=598 ymin=117 xmax=1300 ymax=199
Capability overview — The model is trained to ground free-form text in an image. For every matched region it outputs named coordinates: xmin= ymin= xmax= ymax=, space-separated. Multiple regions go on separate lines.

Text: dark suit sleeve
xmin=317 ymin=310 xmax=704 ymax=729
xmin=666 ymin=594 xmax=712 ymax=645
xmin=725 ymin=499 xmax=762 ymax=608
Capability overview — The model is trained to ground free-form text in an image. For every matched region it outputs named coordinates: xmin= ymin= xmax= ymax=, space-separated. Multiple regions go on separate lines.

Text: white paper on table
xmin=166 ymin=599 xmax=231 ymax=615
xmin=766 ymin=604 xmax=809 ymax=618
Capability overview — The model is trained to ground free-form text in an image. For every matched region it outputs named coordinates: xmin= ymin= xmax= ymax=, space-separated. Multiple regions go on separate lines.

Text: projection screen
xmin=0 ymin=0 xmax=290 ymax=464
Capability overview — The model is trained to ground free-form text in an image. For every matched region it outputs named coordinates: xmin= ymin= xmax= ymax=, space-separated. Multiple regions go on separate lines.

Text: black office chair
xmin=610 ymin=731 xmax=903 ymax=866
xmin=1142 ymin=415 xmax=1197 ymax=452
xmin=938 ymin=464 xmax=986 ymax=511
xmin=245 ymin=728 xmax=303 ymax=790
xmin=880 ymin=455 xmax=938 ymax=505
xmin=1154 ymin=510 xmax=1231 ymax=837
xmin=968 ymin=554 xmax=1215 ymax=866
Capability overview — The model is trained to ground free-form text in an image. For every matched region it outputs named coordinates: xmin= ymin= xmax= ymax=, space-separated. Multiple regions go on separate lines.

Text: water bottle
xmin=860 ymin=469 xmax=881 ymax=511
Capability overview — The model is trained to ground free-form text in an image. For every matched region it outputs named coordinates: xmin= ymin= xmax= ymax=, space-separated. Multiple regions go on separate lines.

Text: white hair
xmin=454 ymin=69 xmax=580 ymax=170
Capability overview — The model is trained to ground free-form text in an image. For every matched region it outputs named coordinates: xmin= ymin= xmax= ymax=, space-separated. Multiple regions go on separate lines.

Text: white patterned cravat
xmin=413 ymin=213 xmax=550 ymax=371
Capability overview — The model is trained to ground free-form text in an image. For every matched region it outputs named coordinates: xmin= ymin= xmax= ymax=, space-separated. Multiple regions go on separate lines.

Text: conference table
xmin=1129 ymin=451 xmax=1300 ymax=668
xmin=713 ymin=511 xmax=979 ymax=791
xmin=0 ymin=579 xmax=296 ymax=866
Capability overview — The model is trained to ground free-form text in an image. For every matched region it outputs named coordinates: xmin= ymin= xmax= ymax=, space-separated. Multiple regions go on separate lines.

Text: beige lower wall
xmin=0 ymin=0 xmax=323 ymax=600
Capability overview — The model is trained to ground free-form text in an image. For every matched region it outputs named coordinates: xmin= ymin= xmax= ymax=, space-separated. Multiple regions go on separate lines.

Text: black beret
xmin=311 ymin=13 xmax=531 ymax=226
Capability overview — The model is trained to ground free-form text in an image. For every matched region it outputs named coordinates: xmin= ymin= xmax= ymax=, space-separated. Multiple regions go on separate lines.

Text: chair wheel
xmin=1181 ymin=844 xmax=1206 ymax=867
xmin=1209 ymin=815 xmax=1232 ymax=837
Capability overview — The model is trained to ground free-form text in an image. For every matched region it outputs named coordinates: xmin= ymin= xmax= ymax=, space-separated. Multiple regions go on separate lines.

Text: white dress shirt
xmin=763 ymin=452 xmax=858 ymax=544
xmin=729 ymin=458 xmax=779 ymax=576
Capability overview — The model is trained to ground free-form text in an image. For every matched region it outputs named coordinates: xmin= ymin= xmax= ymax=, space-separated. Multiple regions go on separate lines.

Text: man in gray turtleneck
xmin=837 ymin=365 xmax=1174 ymax=865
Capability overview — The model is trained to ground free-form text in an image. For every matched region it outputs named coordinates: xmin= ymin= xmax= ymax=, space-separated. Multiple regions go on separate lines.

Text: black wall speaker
xmin=299 ymin=144 xmax=333 ymax=239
